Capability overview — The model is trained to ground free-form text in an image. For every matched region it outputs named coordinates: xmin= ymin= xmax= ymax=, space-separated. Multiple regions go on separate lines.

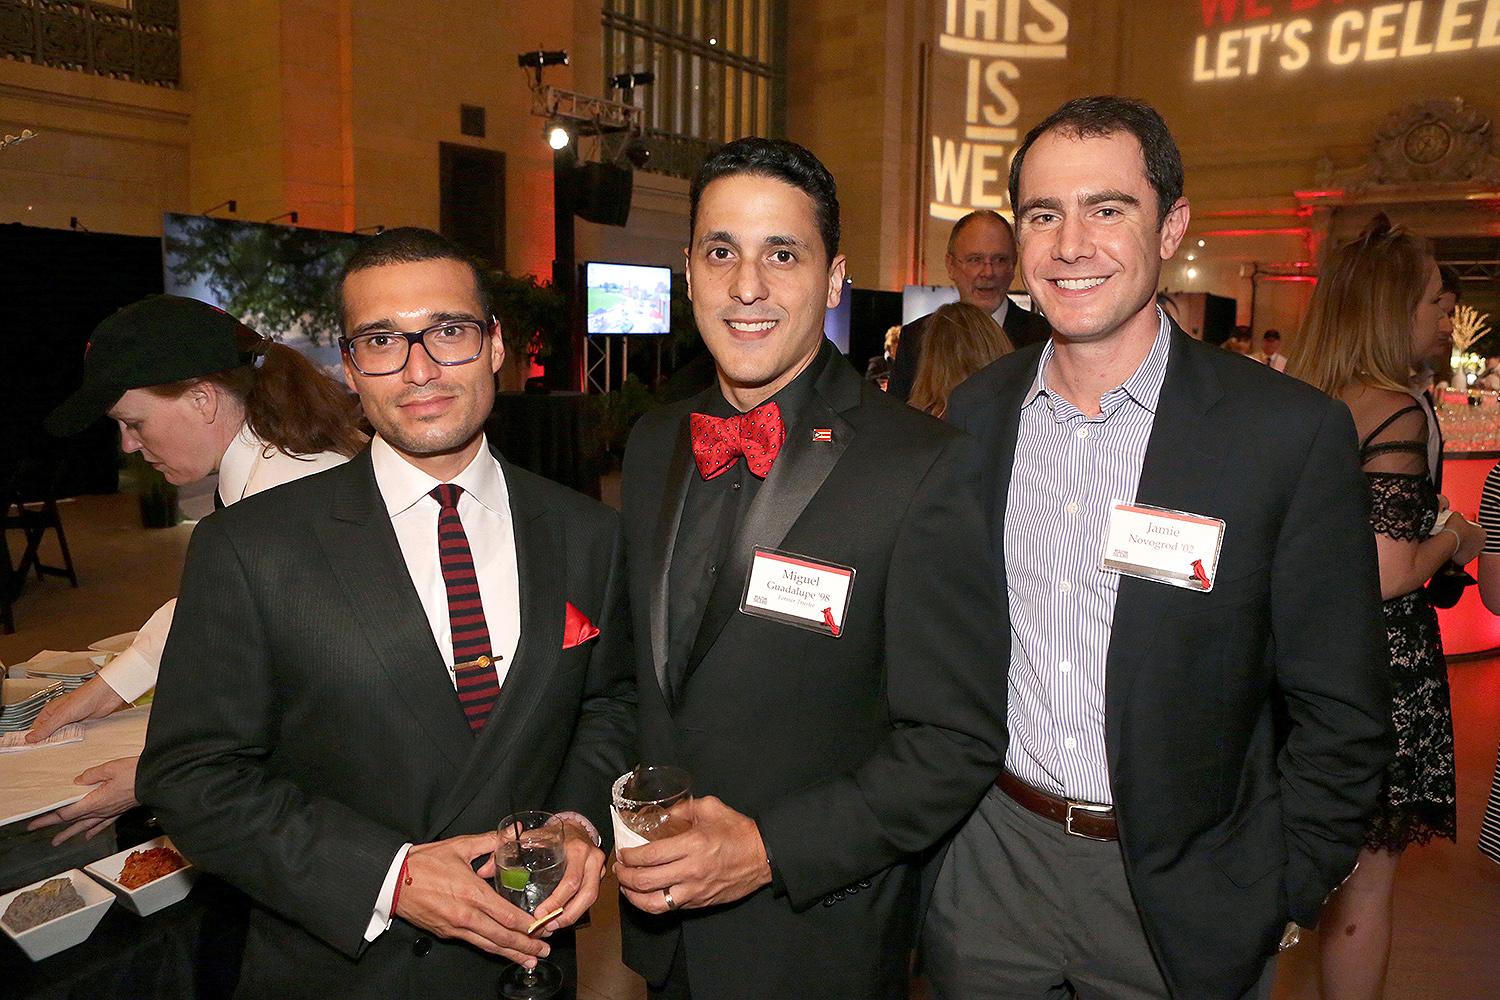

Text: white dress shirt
xmin=365 ymin=434 xmax=521 ymax=941
xmin=991 ymin=296 xmax=1011 ymax=329
xmin=1003 ymin=311 xmax=1172 ymax=805
xmin=370 ymin=435 xmax=520 ymax=681
xmin=97 ymin=427 xmax=350 ymax=703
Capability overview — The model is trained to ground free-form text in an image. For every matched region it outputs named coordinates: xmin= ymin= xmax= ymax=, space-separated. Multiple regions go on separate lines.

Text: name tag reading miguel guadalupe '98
xmin=1101 ymin=502 xmax=1226 ymax=592
xmin=741 ymin=548 xmax=856 ymax=638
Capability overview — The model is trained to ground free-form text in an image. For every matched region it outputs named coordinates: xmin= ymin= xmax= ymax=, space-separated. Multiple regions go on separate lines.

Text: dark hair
xmin=338 ymin=226 xmax=493 ymax=323
xmin=1262 ymin=329 xmax=1281 ymax=341
xmin=689 ymin=138 xmax=840 ymax=262
xmin=946 ymin=210 xmax=1015 ymax=256
xmin=1010 ymin=96 xmax=1185 ymax=228
xmin=1439 ymin=264 xmax=1462 ymax=302
xmin=146 ymin=325 xmax=366 ymax=458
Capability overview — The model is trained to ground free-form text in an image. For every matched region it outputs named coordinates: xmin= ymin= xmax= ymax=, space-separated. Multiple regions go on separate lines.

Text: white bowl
xmin=88 ymin=632 xmax=139 ymax=654
xmin=0 ymin=869 xmax=115 ymax=961
xmin=2 ymin=677 xmax=55 ymax=706
xmin=24 ymin=651 xmax=105 ymax=680
xmin=85 ymin=836 xmax=197 ymax=917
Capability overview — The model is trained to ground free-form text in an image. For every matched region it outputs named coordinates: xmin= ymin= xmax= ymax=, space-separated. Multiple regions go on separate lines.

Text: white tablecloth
xmin=0 ymin=706 xmax=151 ymax=827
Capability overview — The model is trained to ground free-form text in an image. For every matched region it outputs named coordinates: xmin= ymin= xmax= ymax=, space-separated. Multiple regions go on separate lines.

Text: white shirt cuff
xmin=98 ymin=599 xmax=176 ymax=703
xmin=365 ymin=844 xmax=413 ymax=942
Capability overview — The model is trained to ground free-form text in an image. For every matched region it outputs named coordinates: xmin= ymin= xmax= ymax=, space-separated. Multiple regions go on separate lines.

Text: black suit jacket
xmin=138 ymin=447 xmax=634 ymax=998
xmin=619 ymin=348 xmax=1009 ymax=999
xmin=945 ymin=326 xmax=1393 ymax=1000
xmin=888 ymin=298 xmax=1047 ymax=401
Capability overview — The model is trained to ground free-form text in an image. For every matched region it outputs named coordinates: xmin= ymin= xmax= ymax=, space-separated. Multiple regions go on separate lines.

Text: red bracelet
xmin=391 ymin=854 xmax=411 ymax=915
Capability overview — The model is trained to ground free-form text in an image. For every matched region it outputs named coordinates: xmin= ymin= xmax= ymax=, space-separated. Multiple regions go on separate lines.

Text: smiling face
xmin=686 ymin=172 xmax=847 ymax=410
xmin=1015 ymin=129 xmax=1189 ymax=348
xmin=340 ymin=257 xmax=503 ymax=481
xmin=946 ymin=214 xmax=1017 ymax=312
xmin=109 ymin=386 xmax=235 ymax=485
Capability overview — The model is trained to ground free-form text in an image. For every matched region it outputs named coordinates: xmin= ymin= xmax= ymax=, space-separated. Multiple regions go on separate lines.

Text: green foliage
xmin=488 ymin=272 xmax=566 ymax=360
xmin=164 ymin=215 xmax=360 ymax=344
xmin=595 ymin=373 xmax=661 ymax=455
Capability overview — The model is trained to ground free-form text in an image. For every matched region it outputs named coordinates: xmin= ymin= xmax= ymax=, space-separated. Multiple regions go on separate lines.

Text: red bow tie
xmin=690 ymin=401 xmax=786 ymax=480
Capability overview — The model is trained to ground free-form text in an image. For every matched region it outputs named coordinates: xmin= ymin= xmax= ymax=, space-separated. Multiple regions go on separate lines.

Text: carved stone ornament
xmin=1347 ymin=98 xmax=1500 ymax=191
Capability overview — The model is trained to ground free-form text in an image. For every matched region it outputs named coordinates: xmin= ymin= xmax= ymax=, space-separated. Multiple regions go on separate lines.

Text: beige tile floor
xmin=5 ymin=490 xmax=1499 ymax=999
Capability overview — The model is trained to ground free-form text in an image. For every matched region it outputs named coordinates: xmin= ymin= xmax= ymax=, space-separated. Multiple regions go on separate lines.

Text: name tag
xmin=1102 ymin=502 xmax=1225 ymax=591
xmin=741 ymin=548 xmax=855 ymax=637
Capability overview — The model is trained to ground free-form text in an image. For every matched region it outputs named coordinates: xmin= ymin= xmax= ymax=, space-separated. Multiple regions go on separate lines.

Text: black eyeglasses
xmin=339 ymin=320 xmax=489 ymax=376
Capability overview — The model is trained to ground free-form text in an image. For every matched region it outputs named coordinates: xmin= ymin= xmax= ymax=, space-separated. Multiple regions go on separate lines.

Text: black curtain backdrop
xmin=0 ymin=223 xmax=164 ymax=495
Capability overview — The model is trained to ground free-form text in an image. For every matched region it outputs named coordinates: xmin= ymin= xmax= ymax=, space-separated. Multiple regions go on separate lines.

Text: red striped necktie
xmin=431 ymin=483 xmax=498 ymax=732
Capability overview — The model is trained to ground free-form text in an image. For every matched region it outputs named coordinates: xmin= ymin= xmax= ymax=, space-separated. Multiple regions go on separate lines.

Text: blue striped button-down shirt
xmin=1004 ymin=311 xmax=1172 ymax=804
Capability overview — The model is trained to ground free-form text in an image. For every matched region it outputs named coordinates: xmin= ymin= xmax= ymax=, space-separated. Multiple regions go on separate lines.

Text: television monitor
xmin=585 ymin=262 xmax=671 ymax=335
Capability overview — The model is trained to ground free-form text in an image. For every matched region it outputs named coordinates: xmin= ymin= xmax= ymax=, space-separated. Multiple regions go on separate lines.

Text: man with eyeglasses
xmin=139 ymin=227 xmax=634 ymax=998
xmin=888 ymin=209 xmax=1049 ymax=401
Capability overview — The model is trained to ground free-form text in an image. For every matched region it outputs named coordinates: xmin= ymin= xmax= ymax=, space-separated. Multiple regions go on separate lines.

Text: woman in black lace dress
xmin=1287 ymin=215 xmax=1485 ymax=1000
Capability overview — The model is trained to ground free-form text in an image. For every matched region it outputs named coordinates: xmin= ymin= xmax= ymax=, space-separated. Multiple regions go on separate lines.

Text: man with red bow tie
xmin=613 ymin=138 xmax=1010 ymax=1000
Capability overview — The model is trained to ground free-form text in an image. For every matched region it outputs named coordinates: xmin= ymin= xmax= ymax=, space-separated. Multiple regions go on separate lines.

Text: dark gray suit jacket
xmin=945 ymin=326 xmax=1393 ymax=1000
xmin=618 ymin=347 xmax=1010 ymax=1000
xmin=138 ymin=447 xmax=634 ymax=998
xmin=888 ymin=298 xmax=1048 ymax=401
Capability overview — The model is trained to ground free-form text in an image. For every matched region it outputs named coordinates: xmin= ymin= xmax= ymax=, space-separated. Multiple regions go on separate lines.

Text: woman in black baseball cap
xmin=47 ymin=294 xmax=364 ymax=488
xmin=27 ymin=294 xmax=366 ymax=842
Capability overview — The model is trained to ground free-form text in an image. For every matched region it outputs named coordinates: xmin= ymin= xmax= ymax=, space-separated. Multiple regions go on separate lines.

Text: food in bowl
xmin=118 ymin=845 xmax=187 ymax=889
xmin=2 ymin=877 xmax=86 ymax=933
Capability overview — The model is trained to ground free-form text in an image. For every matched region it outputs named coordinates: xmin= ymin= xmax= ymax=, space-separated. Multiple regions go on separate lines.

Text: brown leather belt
xmin=995 ymin=769 xmax=1119 ymax=841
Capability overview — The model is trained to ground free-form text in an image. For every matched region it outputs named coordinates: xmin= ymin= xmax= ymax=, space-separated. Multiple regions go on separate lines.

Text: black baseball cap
xmin=47 ymin=295 xmax=262 ymax=437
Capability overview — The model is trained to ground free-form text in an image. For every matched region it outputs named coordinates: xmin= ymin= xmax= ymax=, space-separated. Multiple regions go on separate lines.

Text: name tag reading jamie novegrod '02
xmin=1101 ymin=502 xmax=1225 ymax=592
xmin=741 ymin=548 xmax=856 ymax=638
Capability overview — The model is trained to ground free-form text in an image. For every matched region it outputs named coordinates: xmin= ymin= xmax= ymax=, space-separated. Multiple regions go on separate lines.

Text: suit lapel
xmin=429 ymin=457 xmax=566 ymax=834
xmin=680 ymin=355 xmax=859 ymax=687
xmin=648 ymin=414 xmax=697 ymax=703
xmin=313 ymin=451 xmax=474 ymax=772
xmin=1103 ymin=330 xmax=1228 ymax=771
xmin=980 ymin=352 xmax=1037 ymax=546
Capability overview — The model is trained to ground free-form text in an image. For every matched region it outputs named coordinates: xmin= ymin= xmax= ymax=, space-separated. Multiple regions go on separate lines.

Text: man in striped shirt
xmin=924 ymin=97 xmax=1391 ymax=1000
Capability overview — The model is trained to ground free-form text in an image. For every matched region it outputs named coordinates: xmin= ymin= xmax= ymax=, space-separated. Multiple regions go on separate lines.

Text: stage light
xmin=626 ymin=140 xmax=651 ymax=168
xmin=518 ymin=50 xmax=568 ymax=69
xmin=200 ymin=199 xmax=237 ymax=216
xmin=265 ymin=211 xmax=298 ymax=225
xmin=610 ymin=71 xmax=655 ymax=90
xmin=548 ymin=124 xmax=572 ymax=150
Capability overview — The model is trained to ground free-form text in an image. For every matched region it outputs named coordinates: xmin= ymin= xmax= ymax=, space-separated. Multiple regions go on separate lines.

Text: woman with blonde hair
xmin=1287 ymin=216 xmax=1483 ymax=1000
xmin=908 ymin=302 xmax=1014 ymax=418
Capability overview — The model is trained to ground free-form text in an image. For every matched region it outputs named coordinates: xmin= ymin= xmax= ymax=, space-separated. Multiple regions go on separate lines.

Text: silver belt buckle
xmin=1064 ymin=800 xmax=1113 ymax=840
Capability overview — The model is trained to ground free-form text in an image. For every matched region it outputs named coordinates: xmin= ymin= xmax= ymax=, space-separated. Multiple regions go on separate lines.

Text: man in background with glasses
xmin=140 ymin=227 xmax=634 ymax=998
xmin=888 ymin=209 xmax=1049 ymax=401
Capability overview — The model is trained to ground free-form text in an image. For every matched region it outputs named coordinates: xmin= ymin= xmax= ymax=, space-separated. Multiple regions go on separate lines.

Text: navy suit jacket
xmin=945 ymin=325 xmax=1392 ymax=1000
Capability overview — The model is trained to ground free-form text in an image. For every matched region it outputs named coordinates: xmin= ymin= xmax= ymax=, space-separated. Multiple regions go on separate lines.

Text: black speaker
xmin=571 ymin=162 xmax=633 ymax=227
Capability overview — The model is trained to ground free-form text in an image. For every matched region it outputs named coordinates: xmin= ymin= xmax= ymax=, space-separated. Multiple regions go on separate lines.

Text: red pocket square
xmin=564 ymin=602 xmax=600 ymax=648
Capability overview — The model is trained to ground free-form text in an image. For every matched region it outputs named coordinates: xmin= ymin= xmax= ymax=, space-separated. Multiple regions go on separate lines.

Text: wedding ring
xmin=663 ymin=887 xmax=679 ymax=910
